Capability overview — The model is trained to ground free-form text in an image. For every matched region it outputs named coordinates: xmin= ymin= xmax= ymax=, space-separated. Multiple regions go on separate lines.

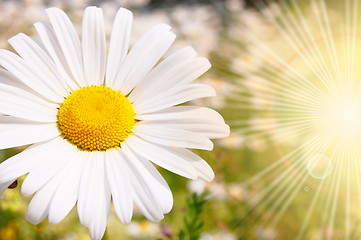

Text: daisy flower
xmin=0 ymin=6 xmax=229 ymax=240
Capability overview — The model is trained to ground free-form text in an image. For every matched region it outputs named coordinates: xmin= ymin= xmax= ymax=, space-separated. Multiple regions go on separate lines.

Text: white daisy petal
xmin=105 ymin=8 xmax=133 ymax=87
xmin=137 ymin=106 xmax=224 ymax=124
xmin=126 ymin=135 xmax=198 ymax=179
xmin=34 ymin=22 xmax=79 ymax=90
xmin=133 ymin=123 xmax=214 ymax=150
xmin=122 ymin=144 xmax=173 ymax=216
xmin=77 ymin=152 xmax=109 ymax=230
xmin=46 ymin=8 xmax=86 ymax=86
xmin=142 ymin=122 xmax=229 ymax=139
xmin=26 ymin=162 xmax=69 ymax=225
xmin=134 ymin=84 xmax=216 ymax=114
xmin=21 ymin=138 xmax=74 ymax=197
xmin=105 ymin=149 xmax=133 ymax=224
xmin=130 ymin=47 xmax=211 ymax=103
xmin=0 ymin=68 xmax=53 ymax=102
xmin=130 ymin=46 xmax=196 ymax=99
xmin=136 ymin=107 xmax=230 ymax=139
xmin=127 ymin=172 xmax=163 ymax=222
xmin=82 ymin=7 xmax=106 ymax=86
xmin=0 ymin=116 xmax=59 ymax=150
xmin=88 ymin=178 xmax=111 ymax=240
xmin=0 ymin=67 xmax=32 ymax=90
xmin=8 ymin=33 xmax=70 ymax=98
xmin=173 ymin=148 xmax=215 ymax=182
xmin=0 ymin=50 xmax=61 ymax=102
xmin=77 ymin=153 xmax=94 ymax=227
xmin=126 ymin=135 xmax=214 ymax=181
xmin=48 ymin=150 xmax=86 ymax=225
xmin=112 ymin=24 xmax=176 ymax=94
xmin=76 ymin=154 xmax=92 ymax=227
xmin=0 ymin=83 xmax=57 ymax=122
xmin=0 ymin=138 xmax=60 ymax=185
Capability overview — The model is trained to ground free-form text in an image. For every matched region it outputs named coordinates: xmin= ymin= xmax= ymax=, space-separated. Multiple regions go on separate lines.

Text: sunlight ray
xmin=228 ymin=0 xmax=361 ymax=238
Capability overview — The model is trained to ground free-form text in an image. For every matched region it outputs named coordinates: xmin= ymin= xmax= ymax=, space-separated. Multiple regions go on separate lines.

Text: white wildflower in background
xmin=225 ymin=0 xmax=245 ymax=13
xmin=131 ymin=9 xmax=171 ymax=45
xmin=127 ymin=221 xmax=159 ymax=238
xmin=226 ymin=183 xmax=248 ymax=202
xmin=255 ymin=227 xmax=277 ymax=240
xmin=218 ymin=133 xmax=245 ymax=149
xmin=246 ymin=137 xmax=268 ymax=152
xmin=195 ymin=78 xmax=234 ymax=109
xmin=187 ymin=178 xmax=208 ymax=195
xmin=171 ymin=5 xmax=220 ymax=57
xmin=200 ymin=231 xmax=237 ymax=240
xmin=188 ymin=179 xmax=228 ymax=200
xmin=188 ymin=180 xmax=249 ymax=201
xmin=116 ymin=0 xmax=151 ymax=8
xmin=237 ymin=9 xmax=277 ymax=41
xmin=0 ymin=6 xmax=229 ymax=240
xmin=0 ymin=0 xmax=90 ymax=49
xmin=231 ymin=46 xmax=265 ymax=73
xmin=208 ymin=182 xmax=228 ymax=200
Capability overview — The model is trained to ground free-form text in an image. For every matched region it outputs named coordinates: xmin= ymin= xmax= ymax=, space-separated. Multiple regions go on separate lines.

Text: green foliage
xmin=178 ymin=193 xmax=208 ymax=240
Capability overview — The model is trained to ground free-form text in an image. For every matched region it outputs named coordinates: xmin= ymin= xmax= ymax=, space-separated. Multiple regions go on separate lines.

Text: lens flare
xmin=307 ymin=154 xmax=332 ymax=179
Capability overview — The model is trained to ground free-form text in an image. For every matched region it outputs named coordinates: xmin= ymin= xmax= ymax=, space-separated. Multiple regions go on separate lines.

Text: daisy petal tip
xmin=25 ymin=217 xmax=38 ymax=226
xmin=88 ymin=223 xmax=107 ymax=240
xmin=45 ymin=7 xmax=60 ymax=14
xmin=205 ymin=141 xmax=214 ymax=151
xmin=26 ymin=211 xmax=43 ymax=225
xmin=163 ymin=202 xmax=174 ymax=215
xmin=184 ymin=45 xmax=196 ymax=54
xmin=200 ymin=56 xmax=212 ymax=69
xmin=85 ymin=5 xmax=98 ymax=10
xmin=119 ymin=216 xmax=132 ymax=225
xmin=210 ymin=124 xmax=231 ymax=139
xmin=151 ymin=215 xmax=165 ymax=223
xmin=48 ymin=217 xmax=61 ymax=225
xmin=223 ymin=124 xmax=231 ymax=137
xmin=50 ymin=220 xmax=61 ymax=226
xmin=157 ymin=23 xmax=172 ymax=31
xmin=210 ymin=88 xmax=217 ymax=97
xmin=169 ymin=32 xmax=176 ymax=40
xmin=20 ymin=183 xmax=35 ymax=197
xmin=188 ymin=175 xmax=199 ymax=181
xmin=48 ymin=208 xmax=67 ymax=225
xmin=7 ymin=33 xmax=23 ymax=44
xmin=20 ymin=189 xmax=33 ymax=198
xmin=0 ymin=49 xmax=11 ymax=57
xmin=33 ymin=21 xmax=40 ymax=27
xmin=89 ymin=231 xmax=105 ymax=240
xmin=116 ymin=209 xmax=133 ymax=225
xmin=163 ymin=209 xmax=172 ymax=215
xmin=118 ymin=7 xmax=133 ymax=16
xmin=207 ymin=146 xmax=214 ymax=151
xmin=201 ymin=171 xmax=215 ymax=182
xmin=203 ymin=86 xmax=217 ymax=98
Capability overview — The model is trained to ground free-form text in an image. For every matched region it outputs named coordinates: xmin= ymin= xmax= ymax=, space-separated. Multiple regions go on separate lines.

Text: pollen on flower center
xmin=57 ymin=85 xmax=136 ymax=151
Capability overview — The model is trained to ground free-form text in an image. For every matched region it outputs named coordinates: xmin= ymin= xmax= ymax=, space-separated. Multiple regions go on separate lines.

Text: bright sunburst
xmin=225 ymin=0 xmax=361 ymax=238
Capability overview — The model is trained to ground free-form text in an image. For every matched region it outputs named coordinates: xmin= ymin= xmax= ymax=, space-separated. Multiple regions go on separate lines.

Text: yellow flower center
xmin=57 ymin=85 xmax=135 ymax=151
